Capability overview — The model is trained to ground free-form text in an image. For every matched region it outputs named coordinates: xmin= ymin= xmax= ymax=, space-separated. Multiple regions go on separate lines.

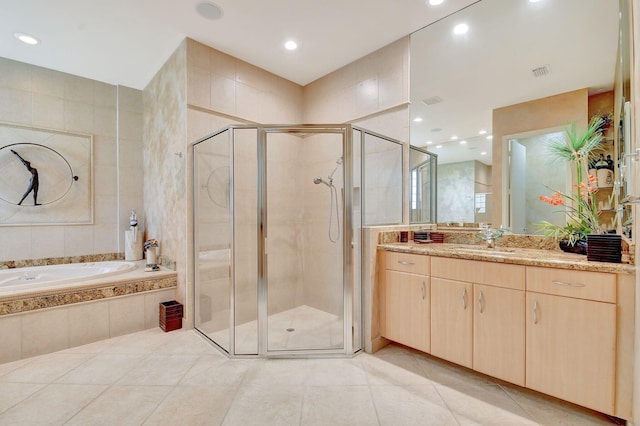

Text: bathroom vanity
xmin=376 ymin=243 xmax=634 ymax=420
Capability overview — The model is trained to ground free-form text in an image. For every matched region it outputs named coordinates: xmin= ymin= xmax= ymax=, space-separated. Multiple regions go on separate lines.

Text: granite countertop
xmin=378 ymin=243 xmax=635 ymax=274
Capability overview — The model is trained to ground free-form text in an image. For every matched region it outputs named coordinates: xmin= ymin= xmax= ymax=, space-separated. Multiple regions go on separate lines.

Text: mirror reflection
xmin=409 ymin=0 xmax=622 ymax=233
xmin=409 ymin=146 xmax=437 ymax=224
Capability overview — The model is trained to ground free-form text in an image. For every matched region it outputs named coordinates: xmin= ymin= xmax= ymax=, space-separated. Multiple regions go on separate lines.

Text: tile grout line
xmin=496 ymin=382 xmax=540 ymax=424
xmin=410 ymin=353 xmax=462 ymax=426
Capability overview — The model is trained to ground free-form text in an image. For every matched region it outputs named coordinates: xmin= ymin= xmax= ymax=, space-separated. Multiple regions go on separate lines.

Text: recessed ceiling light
xmin=413 ymin=117 xmax=423 ymax=122
xmin=479 ymin=130 xmax=487 ymax=135
xmin=14 ymin=32 xmax=39 ymax=45
xmin=529 ymin=0 xmax=542 ymax=3
xmin=480 ymin=151 xmax=487 ymax=156
xmin=196 ymin=2 xmax=223 ymax=20
xmin=436 ymin=145 xmax=443 ymax=149
xmin=428 ymin=0 xmax=444 ymax=5
xmin=460 ymin=140 xmax=467 ymax=144
xmin=285 ymin=40 xmax=298 ymax=50
xmin=453 ymin=23 xmax=469 ymax=35
xmin=486 ymin=135 xmax=493 ymax=140
xmin=426 ymin=141 xmax=433 ymax=145
xmin=450 ymin=135 xmax=458 ymax=140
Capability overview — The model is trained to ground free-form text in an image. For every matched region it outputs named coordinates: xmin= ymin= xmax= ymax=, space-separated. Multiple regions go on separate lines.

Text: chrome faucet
xmin=476 ymin=225 xmax=506 ymax=248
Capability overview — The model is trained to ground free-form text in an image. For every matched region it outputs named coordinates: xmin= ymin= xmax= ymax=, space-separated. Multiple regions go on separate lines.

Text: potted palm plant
xmin=537 ymin=115 xmax=607 ymax=253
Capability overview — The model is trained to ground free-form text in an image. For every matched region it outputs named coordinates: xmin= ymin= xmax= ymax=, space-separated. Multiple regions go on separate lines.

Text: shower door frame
xmin=258 ymin=125 xmax=356 ymax=357
xmin=192 ymin=124 xmax=370 ymax=358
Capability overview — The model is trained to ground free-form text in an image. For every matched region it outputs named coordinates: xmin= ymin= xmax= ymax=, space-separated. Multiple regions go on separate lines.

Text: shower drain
xmin=286 ymin=328 xmax=295 ymax=332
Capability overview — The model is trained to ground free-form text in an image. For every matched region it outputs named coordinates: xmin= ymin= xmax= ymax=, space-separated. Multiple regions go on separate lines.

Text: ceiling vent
xmin=532 ymin=65 xmax=551 ymax=78
xmin=422 ymin=96 xmax=444 ymax=106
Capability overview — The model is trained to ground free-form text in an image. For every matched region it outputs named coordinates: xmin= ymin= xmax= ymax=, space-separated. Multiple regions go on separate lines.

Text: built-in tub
xmin=0 ymin=259 xmax=178 ymax=363
xmin=0 ymin=261 xmax=137 ymax=296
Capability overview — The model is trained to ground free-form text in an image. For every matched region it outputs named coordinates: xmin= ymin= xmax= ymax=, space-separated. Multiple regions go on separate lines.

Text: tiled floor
xmin=0 ymin=328 xmax=625 ymax=425
xmin=206 ymin=305 xmax=344 ymax=353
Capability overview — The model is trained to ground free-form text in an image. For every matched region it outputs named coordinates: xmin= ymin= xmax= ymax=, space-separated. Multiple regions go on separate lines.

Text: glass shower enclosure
xmin=193 ymin=124 xmax=399 ymax=357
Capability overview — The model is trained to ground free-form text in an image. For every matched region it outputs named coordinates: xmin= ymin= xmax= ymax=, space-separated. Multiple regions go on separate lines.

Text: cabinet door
xmin=526 ymin=292 xmax=616 ymax=415
xmin=431 ymin=278 xmax=473 ymax=368
xmin=383 ymin=270 xmax=430 ymax=353
xmin=473 ymin=284 xmax=525 ymax=386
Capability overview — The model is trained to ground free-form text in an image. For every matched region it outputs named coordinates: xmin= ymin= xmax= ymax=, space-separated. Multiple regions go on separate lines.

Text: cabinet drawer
xmin=526 ymin=266 xmax=616 ymax=303
xmin=431 ymin=257 xmax=525 ymax=290
xmin=384 ymin=251 xmax=430 ymax=275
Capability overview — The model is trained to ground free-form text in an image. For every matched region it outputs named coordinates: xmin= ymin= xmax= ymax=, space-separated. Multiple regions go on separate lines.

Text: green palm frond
xmin=547 ymin=116 xmax=605 ymax=163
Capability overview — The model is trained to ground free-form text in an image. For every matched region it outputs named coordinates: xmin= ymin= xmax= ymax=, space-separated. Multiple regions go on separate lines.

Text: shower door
xmin=261 ymin=128 xmax=350 ymax=354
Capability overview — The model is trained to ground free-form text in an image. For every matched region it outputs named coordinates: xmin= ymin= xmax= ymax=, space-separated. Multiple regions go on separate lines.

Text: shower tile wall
xmin=147 ymin=36 xmax=410 ymax=325
xmin=0 ymin=57 xmax=143 ymax=263
xmin=302 ymin=37 xmax=410 ymax=224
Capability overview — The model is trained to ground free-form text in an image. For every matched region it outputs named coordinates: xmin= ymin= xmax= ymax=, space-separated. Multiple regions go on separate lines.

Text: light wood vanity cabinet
xmin=430 ymin=277 xmax=473 ymax=368
xmin=525 ymin=266 xmax=617 ymax=415
xmin=378 ymin=250 xmax=633 ymax=419
xmin=380 ymin=252 xmax=430 ymax=353
xmin=431 ymin=257 xmax=526 ymax=384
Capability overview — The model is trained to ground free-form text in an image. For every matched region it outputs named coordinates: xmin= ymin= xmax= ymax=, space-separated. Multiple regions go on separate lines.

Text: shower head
xmin=313 ymin=176 xmax=331 ymax=187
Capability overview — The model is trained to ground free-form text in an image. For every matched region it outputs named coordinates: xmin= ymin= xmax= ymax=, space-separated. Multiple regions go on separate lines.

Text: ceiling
xmin=410 ymin=0 xmax=620 ymax=165
xmin=0 ymin=0 xmax=478 ymax=89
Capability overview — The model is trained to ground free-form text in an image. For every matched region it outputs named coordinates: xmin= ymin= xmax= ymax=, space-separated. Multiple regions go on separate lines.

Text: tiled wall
xmin=0 ymin=58 xmax=143 ymax=262
xmin=143 ymin=41 xmax=188 ymax=306
xmin=0 ymin=288 xmax=175 ymax=363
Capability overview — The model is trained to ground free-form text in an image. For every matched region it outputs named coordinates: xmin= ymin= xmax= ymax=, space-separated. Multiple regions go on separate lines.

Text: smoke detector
xmin=196 ymin=2 xmax=224 ymax=20
xmin=532 ymin=65 xmax=551 ymax=78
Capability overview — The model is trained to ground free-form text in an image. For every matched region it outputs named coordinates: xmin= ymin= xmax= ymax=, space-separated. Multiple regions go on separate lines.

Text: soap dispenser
xmin=124 ymin=210 xmax=143 ymax=260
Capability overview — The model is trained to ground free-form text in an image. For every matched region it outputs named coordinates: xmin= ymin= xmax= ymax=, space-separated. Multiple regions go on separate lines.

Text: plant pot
xmin=586 ymin=234 xmax=621 ymax=263
xmin=558 ymin=239 xmax=587 ymax=255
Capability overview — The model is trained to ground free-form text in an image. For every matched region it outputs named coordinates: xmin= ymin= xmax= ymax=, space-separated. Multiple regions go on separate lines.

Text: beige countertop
xmin=378 ymin=243 xmax=635 ymax=275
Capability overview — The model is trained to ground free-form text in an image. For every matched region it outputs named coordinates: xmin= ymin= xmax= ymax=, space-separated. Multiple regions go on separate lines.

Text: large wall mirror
xmin=409 ymin=0 xmax=630 ymax=235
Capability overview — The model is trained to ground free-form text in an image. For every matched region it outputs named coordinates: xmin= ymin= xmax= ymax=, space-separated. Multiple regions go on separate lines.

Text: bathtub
xmin=0 ymin=261 xmax=137 ymax=295
xmin=0 ymin=259 xmax=178 ymax=363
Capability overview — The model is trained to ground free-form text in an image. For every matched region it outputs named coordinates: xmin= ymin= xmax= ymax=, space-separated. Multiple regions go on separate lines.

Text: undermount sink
xmin=455 ymin=247 xmax=517 ymax=255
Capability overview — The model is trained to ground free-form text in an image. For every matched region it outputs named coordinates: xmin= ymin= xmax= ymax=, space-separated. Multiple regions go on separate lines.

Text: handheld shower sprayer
xmin=313 ymin=176 xmax=331 ymax=187
xmin=312 ymin=155 xmax=344 ymax=243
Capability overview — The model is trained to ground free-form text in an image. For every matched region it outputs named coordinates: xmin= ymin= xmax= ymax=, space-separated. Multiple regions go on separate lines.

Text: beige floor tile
xmin=55 ymin=353 xmax=144 ymax=385
xmin=65 ymin=385 xmax=171 ymax=426
xmin=0 ymin=383 xmax=107 ymax=424
xmin=500 ymin=384 xmax=623 ymax=425
xmin=179 ymin=354 xmax=257 ymax=387
xmin=414 ymin=353 xmax=497 ymax=387
xmin=152 ymin=329 xmax=222 ymax=355
xmin=60 ymin=334 xmax=124 ymax=354
xmin=361 ymin=352 xmax=431 ymax=386
xmin=306 ymin=358 xmax=368 ymax=386
xmin=301 ymin=385 xmax=379 ymax=426
xmin=434 ymin=382 xmax=538 ymax=425
xmin=0 ymin=357 xmax=34 ymax=378
xmin=370 ymin=384 xmax=458 ymax=426
xmin=101 ymin=328 xmax=167 ymax=354
xmin=143 ymin=385 xmax=236 ymax=425
xmin=0 ymin=382 xmax=46 ymax=414
xmin=117 ymin=354 xmax=200 ymax=386
xmin=0 ymin=353 xmax=93 ymax=383
xmin=242 ymin=358 xmax=310 ymax=387
xmin=222 ymin=383 xmax=304 ymax=426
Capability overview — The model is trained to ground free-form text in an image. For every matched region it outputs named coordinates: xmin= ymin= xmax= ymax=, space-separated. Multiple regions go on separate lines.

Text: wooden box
xmin=159 ymin=300 xmax=183 ymax=332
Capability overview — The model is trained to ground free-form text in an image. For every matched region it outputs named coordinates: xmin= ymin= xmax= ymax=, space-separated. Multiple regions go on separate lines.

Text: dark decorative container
xmin=559 ymin=239 xmax=588 ymax=255
xmin=587 ymin=234 xmax=622 ymax=263
xmin=160 ymin=300 xmax=183 ymax=332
